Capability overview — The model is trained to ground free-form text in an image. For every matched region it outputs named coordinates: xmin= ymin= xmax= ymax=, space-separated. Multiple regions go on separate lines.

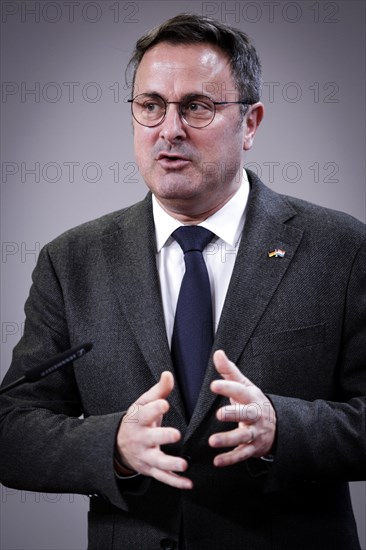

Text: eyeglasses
xmin=128 ymin=93 xmax=251 ymax=129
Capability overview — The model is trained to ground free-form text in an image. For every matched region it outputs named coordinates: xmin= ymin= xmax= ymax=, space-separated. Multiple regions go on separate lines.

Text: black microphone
xmin=0 ymin=342 xmax=93 ymax=395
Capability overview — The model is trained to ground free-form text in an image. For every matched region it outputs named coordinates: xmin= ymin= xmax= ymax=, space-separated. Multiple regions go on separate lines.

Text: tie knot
xmin=172 ymin=226 xmax=214 ymax=254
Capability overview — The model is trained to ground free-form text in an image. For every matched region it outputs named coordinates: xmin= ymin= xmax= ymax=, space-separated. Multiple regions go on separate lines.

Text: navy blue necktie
xmin=171 ymin=226 xmax=214 ymax=417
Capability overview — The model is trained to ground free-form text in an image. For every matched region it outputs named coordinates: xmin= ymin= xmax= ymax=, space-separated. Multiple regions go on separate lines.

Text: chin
xmin=149 ymin=174 xmax=201 ymax=200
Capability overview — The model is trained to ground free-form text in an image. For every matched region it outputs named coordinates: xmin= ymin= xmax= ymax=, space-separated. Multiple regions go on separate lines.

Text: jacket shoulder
xmin=45 ymin=195 xmax=151 ymax=254
xmin=247 ymin=169 xmax=366 ymax=243
xmin=283 ymin=193 xmax=366 ymax=242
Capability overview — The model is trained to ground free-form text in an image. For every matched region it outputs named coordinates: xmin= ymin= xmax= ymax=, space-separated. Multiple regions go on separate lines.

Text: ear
xmin=243 ymin=102 xmax=264 ymax=151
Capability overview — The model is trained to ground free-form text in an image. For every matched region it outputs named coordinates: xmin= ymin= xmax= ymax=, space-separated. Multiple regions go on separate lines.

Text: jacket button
xmin=160 ymin=537 xmax=177 ymax=549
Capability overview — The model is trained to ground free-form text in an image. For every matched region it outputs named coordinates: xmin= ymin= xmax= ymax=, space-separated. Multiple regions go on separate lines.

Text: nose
xmin=159 ymin=103 xmax=187 ymax=142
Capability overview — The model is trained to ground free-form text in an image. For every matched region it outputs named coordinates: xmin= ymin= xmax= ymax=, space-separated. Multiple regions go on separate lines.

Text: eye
xmin=136 ymin=95 xmax=165 ymax=114
xmin=143 ymin=101 xmax=160 ymax=112
xmin=182 ymin=96 xmax=215 ymax=118
xmin=186 ymin=100 xmax=211 ymax=112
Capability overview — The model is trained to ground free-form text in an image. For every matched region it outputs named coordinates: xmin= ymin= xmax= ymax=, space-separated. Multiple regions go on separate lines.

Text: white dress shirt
xmin=152 ymin=170 xmax=250 ymax=347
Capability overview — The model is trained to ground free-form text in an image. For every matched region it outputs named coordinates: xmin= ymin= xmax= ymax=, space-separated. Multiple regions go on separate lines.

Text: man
xmin=0 ymin=13 xmax=365 ymax=550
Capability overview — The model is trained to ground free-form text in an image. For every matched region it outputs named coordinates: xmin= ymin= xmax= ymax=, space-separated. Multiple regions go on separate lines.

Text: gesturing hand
xmin=115 ymin=371 xmax=192 ymax=489
xmin=209 ymin=350 xmax=276 ymax=467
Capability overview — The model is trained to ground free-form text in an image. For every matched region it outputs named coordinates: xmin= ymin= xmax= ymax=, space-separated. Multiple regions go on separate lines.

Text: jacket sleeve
xmin=0 ymin=244 xmax=145 ymax=511
xmin=264 ymin=240 xmax=366 ymax=490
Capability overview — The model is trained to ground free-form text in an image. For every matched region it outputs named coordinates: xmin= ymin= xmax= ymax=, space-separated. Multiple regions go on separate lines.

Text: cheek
xmin=193 ymin=135 xmax=219 ymax=158
xmin=199 ymin=138 xmax=241 ymax=165
xmin=199 ymin=124 xmax=244 ymax=156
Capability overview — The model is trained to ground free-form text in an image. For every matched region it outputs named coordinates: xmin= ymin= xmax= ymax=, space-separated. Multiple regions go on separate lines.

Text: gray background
xmin=1 ymin=0 xmax=365 ymax=548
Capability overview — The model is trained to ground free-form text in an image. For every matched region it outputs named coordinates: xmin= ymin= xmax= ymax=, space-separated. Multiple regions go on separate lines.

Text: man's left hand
xmin=209 ymin=350 xmax=276 ymax=466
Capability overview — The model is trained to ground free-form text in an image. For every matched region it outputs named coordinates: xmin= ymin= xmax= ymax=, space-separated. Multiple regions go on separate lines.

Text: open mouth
xmin=156 ymin=154 xmax=191 ymax=169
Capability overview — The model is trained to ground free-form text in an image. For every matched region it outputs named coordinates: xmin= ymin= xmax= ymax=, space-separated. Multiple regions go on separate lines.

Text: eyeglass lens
xmin=131 ymin=94 xmax=215 ymax=128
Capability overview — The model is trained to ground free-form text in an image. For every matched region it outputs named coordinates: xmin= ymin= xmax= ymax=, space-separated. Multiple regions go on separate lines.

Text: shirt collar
xmin=152 ymin=169 xmax=250 ymax=252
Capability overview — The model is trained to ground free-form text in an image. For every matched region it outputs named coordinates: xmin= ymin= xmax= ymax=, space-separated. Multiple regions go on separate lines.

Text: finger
xmin=144 ymin=448 xmax=188 ymax=473
xmin=144 ymin=426 xmax=182 ymax=447
xmin=213 ymin=350 xmax=252 ymax=386
xmin=149 ymin=467 xmax=193 ymax=490
xmin=209 ymin=427 xmax=254 ymax=448
xmin=215 ymin=402 xmax=262 ymax=424
xmin=213 ymin=444 xmax=255 ymax=467
xmin=134 ymin=399 xmax=171 ymax=426
xmin=210 ymin=379 xmax=255 ymax=404
xmin=119 ymin=437 xmax=186 ymax=476
xmin=136 ymin=371 xmax=174 ymax=406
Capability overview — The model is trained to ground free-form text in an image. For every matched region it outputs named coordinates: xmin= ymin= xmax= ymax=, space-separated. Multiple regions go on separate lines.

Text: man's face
xmin=132 ymin=42 xmax=259 ymax=220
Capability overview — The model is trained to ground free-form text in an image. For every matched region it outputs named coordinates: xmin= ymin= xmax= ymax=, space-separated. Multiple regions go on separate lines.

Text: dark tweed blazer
xmin=1 ymin=171 xmax=365 ymax=550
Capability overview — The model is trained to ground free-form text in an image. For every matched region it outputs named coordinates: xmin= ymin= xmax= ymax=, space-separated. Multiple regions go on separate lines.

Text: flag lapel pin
xmin=268 ymin=248 xmax=286 ymax=258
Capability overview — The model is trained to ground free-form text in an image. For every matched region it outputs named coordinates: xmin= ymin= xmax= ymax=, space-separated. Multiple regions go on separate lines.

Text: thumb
xmin=136 ymin=371 xmax=174 ymax=405
xmin=213 ymin=350 xmax=252 ymax=386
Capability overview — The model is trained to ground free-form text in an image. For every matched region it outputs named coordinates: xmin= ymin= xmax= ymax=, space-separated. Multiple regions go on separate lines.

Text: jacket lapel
xmin=100 ymin=195 xmax=187 ymax=424
xmin=185 ymin=173 xmax=304 ymax=438
xmin=99 ymin=176 xmax=305 ymax=437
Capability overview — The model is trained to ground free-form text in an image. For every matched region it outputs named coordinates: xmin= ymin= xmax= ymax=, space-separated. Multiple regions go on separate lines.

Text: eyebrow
xmin=136 ymin=91 xmax=216 ymax=101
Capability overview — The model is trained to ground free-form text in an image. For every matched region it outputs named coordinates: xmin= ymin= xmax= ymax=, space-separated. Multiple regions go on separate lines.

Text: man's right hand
xmin=115 ymin=371 xmax=192 ymax=489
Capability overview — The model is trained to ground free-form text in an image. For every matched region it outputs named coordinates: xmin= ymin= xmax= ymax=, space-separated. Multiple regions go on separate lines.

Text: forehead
xmin=134 ymin=42 xmax=235 ymax=98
